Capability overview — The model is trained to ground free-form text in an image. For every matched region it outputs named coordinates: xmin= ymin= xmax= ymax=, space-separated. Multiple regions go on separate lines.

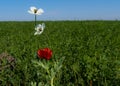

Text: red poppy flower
xmin=37 ymin=48 xmax=52 ymax=60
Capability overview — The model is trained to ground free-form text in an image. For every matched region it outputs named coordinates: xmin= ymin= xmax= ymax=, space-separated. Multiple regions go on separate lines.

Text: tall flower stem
xmin=35 ymin=14 xmax=37 ymax=27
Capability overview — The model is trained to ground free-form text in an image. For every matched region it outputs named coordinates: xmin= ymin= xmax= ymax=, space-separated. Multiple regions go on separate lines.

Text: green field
xmin=0 ymin=21 xmax=120 ymax=86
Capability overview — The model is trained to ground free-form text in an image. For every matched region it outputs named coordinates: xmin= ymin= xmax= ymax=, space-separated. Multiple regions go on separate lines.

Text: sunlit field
xmin=0 ymin=21 xmax=120 ymax=86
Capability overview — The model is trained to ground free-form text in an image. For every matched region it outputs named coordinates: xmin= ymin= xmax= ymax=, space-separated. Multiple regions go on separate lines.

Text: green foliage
xmin=0 ymin=21 xmax=120 ymax=86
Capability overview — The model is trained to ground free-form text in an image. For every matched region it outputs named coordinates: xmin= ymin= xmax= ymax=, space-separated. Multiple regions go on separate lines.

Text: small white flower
xmin=28 ymin=6 xmax=44 ymax=15
xmin=34 ymin=23 xmax=45 ymax=35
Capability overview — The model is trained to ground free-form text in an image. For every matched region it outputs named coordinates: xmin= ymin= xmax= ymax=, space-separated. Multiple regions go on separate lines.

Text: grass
xmin=0 ymin=21 xmax=120 ymax=86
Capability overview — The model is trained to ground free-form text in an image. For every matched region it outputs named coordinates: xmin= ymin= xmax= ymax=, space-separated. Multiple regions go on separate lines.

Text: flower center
xmin=39 ymin=28 xmax=42 ymax=31
xmin=34 ymin=9 xmax=38 ymax=13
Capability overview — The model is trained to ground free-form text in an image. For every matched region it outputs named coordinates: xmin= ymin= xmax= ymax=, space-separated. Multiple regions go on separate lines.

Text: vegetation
xmin=0 ymin=21 xmax=120 ymax=86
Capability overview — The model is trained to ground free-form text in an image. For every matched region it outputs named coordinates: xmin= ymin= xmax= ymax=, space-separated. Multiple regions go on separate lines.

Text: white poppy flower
xmin=34 ymin=23 xmax=45 ymax=35
xmin=28 ymin=6 xmax=44 ymax=15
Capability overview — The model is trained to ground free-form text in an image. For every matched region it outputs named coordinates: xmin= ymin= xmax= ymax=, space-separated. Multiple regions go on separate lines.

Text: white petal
xmin=37 ymin=24 xmax=42 ymax=27
xmin=34 ymin=32 xmax=38 ymax=35
xmin=35 ymin=27 xmax=37 ymax=31
xmin=35 ymin=24 xmax=42 ymax=31
xmin=34 ymin=31 xmax=43 ymax=35
xmin=41 ymin=27 xmax=44 ymax=31
xmin=30 ymin=6 xmax=37 ymax=12
xmin=41 ymin=23 xmax=45 ymax=29
xmin=36 ymin=8 xmax=44 ymax=15
xmin=34 ymin=31 xmax=40 ymax=35
xmin=38 ymin=31 xmax=43 ymax=35
xmin=40 ymin=24 xmax=45 ymax=31
xmin=28 ymin=10 xmax=34 ymax=14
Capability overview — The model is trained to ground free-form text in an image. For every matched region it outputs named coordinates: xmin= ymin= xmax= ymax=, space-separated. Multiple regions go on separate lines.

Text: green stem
xmin=51 ymin=77 xmax=54 ymax=86
xmin=35 ymin=14 xmax=37 ymax=27
xmin=46 ymin=68 xmax=50 ymax=74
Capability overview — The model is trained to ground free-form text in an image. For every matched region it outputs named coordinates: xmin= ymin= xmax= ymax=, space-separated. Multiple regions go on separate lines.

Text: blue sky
xmin=0 ymin=0 xmax=120 ymax=21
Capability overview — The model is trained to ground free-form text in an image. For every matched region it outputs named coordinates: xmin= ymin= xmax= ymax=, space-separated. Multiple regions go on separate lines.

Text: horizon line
xmin=0 ymin=19 xmax=120 ymax=22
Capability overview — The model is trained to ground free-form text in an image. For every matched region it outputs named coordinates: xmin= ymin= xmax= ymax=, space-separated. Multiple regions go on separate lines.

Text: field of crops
xmin=0 ymin=21 xmax=120 ymax=86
